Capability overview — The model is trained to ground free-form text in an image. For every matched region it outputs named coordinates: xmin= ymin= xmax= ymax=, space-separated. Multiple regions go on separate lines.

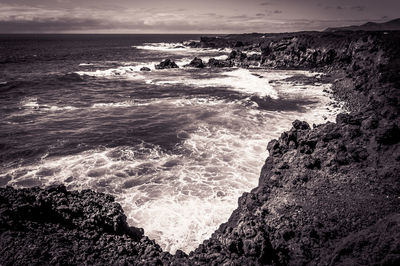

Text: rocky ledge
xmin=1 ymin=31 xmax=399 ymax=265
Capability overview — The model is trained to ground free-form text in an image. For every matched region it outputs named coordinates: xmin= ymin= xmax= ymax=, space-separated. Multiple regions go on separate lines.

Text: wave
xmin=147 ymin=68 xmax=279 ymax=99
xmin=20 ymin=97 xmax=78 ymax=112
xmin=75 ymin=62 xmax=159 ymax=79
xmin=134 ymin=42 xmax=231 ymax=54
xmin=2 ymin=86 xmax=342 ymax=254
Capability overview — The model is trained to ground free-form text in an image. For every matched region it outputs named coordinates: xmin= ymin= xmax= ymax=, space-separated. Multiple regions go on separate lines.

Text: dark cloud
xmin=0 ymin=0 xmax=399 ymax=33
xmin=0 ymin=18 xmax=112 ymax=33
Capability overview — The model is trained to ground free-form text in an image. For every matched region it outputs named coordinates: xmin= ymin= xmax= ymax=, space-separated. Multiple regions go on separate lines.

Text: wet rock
xmin=185 ymin=57 xmax=205 ymax=68
xmin=155 ymin=59 xmax=179 ymax=69
xmin=207 ymin=58 xmax=233 ymax=68
xmin=292 ymin=120 xmax=310 ymax=130
xmin=267 ymin=139 xmax=281 ymax=156
xmin=140 ymin=67 xmax=151 ymax=71
xmin=228 ymin=50 xmax=247 ymax=61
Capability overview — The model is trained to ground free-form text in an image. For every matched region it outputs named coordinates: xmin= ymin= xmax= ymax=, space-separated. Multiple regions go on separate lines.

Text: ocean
xmin=0 ymin=34 xmax=341 ymax=253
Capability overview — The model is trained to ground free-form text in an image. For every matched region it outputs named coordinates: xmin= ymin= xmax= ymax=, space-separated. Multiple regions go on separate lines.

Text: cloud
xmin=0 ymin=2 xmax=390 ymax=34
xmin=325 ymin=4 xmax=366 ymax=12
xmin=351 ymin=6 xmax=365 ymax=12
xmin=229 ymin=15 xmax=249 ymax=19
xmin=0 ymin=18 xmax=111 ymax=33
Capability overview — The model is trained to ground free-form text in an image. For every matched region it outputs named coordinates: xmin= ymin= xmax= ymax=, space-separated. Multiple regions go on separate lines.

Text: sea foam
xmin=3 ymin=74 xmax=343 ymax=253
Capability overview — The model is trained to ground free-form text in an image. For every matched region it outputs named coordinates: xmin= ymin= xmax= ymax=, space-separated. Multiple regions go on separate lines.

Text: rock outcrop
xmin=155 ymin=59 xmax=179 ymax=69
xmin=0 ymin=185 xmax=172 ymax=265
xmin=185 ymin=57 xmax=205 ymax=68
xmin=187 ymin=114 xmax=400 ymax=265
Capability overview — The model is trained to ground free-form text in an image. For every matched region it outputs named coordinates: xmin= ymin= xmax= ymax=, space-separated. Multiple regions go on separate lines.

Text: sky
xmin=0 ymin=0 xmax=399 ymax=33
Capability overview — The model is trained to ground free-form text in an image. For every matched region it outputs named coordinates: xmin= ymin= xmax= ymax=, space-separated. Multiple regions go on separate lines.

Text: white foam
xmin=90 ymin=100 xmax=150 ymax=109
xmin=75 ymin=64 xmax=280 ymax=100
xmin=135 ymin=42 xmax=188 ymax=52
xmin=3 ymin=98 xmax=272 ymax=254
xmin=42 ymin=105 xmax=78 ymax=111
xmin=79 ymin=63 xmax=94 ymax=66
xmin=75 ymin=62 xmax=161 ymax=79
xmin=20 ymin=98 xmax=78 ymax=113
xmin=148 ymin=68 xmax=279 ymax=99
xmin=22 ymin=97 xmax=39 ymax=109
xmin=134 ymin=42 xmax=231 ymax=54
xmin=3 ymin=70 xmax=344 ymax=254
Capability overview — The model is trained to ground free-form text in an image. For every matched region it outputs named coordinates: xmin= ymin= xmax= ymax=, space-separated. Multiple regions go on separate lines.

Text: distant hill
xmin=325 ymin=18 xmax=400 ymax=32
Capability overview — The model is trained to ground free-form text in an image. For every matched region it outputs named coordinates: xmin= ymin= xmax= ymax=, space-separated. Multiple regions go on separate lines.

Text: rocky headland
xmin=1 ymin=31 xmax=399 ymax=265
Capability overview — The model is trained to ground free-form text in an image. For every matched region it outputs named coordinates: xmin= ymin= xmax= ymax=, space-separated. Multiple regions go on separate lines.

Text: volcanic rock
xmin=185 ymin=57 xmax=205 ymax=68
xmin=207 ymin=58 xmax=234 ymax=68
xmin=140 ymin=67 xmax=151 ymax=71
xmin=155 ymin=59 xmax=179 ymax=69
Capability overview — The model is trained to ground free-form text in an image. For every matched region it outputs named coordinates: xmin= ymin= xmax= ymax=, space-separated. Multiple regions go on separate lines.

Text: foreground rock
xmin=155 ymin=58 xmax=179 ymax=69
xmin=0 ymin=186 xmax=172 ymax=265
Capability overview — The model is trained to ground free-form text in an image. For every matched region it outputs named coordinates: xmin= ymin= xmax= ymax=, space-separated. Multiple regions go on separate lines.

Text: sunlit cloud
xmin=0 ymin=1 xmax=398 ymax=33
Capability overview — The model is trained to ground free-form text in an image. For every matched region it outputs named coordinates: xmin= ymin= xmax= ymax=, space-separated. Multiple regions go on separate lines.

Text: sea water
xmin=0 ymin=34 xmax=342 ymax=253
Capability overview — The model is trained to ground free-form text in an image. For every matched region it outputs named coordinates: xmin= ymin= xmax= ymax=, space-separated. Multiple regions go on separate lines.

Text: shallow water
xmin=0 ymin=34 xmax=342 ymax=253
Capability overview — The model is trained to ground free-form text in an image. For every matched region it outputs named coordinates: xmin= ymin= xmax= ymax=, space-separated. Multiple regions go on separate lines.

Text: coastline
xmin=1 ymin=31 xmax=399 ymax=265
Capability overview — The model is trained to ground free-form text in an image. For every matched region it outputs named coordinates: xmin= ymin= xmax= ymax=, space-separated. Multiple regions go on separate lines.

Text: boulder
xmin=207 ymin=58 xmax=233 ymax=68
xmin=185 ymin=57 xmax=205 ymax=68
xmin=155 ymin=59 xmax=179 ymax=69
xmin=140 ymin=67 xmax=151 ymax=72
xmin=228 ymin=50 xmax=247 ymax=61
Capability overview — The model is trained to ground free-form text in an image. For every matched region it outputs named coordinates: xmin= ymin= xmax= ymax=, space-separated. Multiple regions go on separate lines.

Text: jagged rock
xmin=155 ymin=59 xmax=179 ymax=69
xmin=185 ymin=57 xmax=205 ymax=68
xmin=228 ymin=50 xmax=247 ymax=61
xmin=247 ymin=53 xmax=262 ymax=61
xmin=292 ymin=120 xmax=310 ymax=130
xmin=207 ymin=58 xmax=233 ymax=68
xmin=0 ymin=185 xmax=171 ymax=265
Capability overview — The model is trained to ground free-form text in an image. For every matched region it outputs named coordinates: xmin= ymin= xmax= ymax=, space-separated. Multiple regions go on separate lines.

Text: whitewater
xmin=0 ymin=35 xmax=343 ymax=253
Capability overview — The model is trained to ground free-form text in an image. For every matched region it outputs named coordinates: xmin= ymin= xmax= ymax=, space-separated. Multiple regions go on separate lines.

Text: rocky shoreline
xmin=1 ymin=31 xmax=399 ymax=265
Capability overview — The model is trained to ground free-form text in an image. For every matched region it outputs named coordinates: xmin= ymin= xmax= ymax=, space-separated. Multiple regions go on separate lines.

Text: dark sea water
xmin=0 ymin=34 xmax=342 ymax=253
